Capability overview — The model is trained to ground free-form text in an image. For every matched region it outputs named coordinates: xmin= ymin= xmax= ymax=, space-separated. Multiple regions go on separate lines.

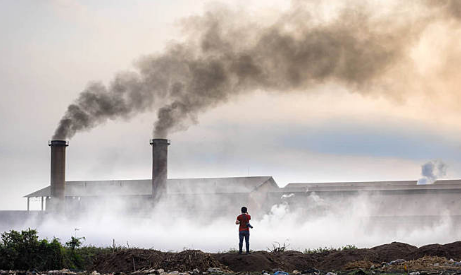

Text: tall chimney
xmin=150 ymin=139 xmax=170 ymax=201
xmin=48 ymin=140 xmax=68 ymax=212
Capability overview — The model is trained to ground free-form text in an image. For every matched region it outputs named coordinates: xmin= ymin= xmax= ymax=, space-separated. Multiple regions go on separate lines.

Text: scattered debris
xmin=301 ymin=268 xmax=320 ymax=275
xmin=389 ymin=259 xmax=406 ymax=265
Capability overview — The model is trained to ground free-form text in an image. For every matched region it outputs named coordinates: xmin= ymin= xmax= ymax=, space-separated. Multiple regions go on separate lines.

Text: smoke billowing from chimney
xmin=417 ymin=160 xmax=448 ymax=185
xmin=52 ymin=1 xmax=461 ymax=139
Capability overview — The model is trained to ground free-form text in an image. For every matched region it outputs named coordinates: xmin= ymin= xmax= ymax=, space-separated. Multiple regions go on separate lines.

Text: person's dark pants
xmin=239 ymin=230 xmax=250 ymax=254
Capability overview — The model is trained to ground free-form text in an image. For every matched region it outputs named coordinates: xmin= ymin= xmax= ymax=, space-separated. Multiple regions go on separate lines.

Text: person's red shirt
xmin=237 ymin=214 xmax=251 ymax=231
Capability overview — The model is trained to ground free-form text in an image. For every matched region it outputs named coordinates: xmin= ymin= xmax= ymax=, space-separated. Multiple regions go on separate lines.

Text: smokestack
xmin=150 ymin=139 xmax=170 ymax=201
xmin=48 ymin=140 xmax=69 ymax=212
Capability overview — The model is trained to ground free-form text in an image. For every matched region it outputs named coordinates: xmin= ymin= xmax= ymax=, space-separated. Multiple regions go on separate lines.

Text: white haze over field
xmin=5 ymin=192 xmax=460 ymax=252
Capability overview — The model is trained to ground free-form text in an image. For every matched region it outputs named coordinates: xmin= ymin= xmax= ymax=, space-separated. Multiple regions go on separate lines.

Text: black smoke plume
xmin=53 ymin=1 xmax=458 ymax=139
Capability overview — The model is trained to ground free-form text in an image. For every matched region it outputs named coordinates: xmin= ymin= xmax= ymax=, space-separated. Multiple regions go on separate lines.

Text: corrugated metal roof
xmin=24 ymin=176 xmax=276 ymax=198
xmin=284 ymin=179 xmax=461 ymax=192
xmin=167 ymin=176 xmax=275 ymax=194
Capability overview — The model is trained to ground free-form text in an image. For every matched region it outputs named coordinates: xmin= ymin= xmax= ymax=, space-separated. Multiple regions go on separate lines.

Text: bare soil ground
xmin=91 ymin=250 xmax=225 ymax=273
xmin=91 ymin=241 xmax=461 ymax=273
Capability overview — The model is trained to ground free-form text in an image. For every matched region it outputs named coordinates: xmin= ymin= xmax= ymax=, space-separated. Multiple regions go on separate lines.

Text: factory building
xmin=20 ymin=139 xmax=461 ymax=226
xmin=24 ymin=176 xmax=278 ymax=216
xmin=279 ymin=180 xmax=461 ymax=217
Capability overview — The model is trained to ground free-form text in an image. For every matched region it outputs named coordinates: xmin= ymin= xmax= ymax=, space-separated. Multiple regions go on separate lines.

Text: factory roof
xmin=283 ymin=179 xmax=461 ymax=192
xmin=24 ymin=176 xmax=278 ymax=197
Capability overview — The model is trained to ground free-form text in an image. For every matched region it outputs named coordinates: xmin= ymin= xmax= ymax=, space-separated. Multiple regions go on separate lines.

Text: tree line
xmin=0 ymin=229 xmax=110 ymax=271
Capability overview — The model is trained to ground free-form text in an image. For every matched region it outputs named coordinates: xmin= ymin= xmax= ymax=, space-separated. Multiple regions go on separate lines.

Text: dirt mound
xmin=214 ymin=244 xmax=418 ymax=272
xmin=410 ymin=241 xmax=461 ymax=261
xmin=370 ymin=242 xmax=418 ymax=262
xmin=92 ymin=249 xmax=164 ymax=273
xmin=90 ymin=242 xmax=461 ymax=273
xmin=215 ymin=251 xmax=282 ymax=272
xmin=277 ymin=251 xmax=317 ymax=271
xmin=318 ymin=249 xmax=378 ymax=271
xmin=91 ymin=250 xmax=225 ymax=273
xmin=161 ymin=250 xmax=225 ymax=272
xmin=214 ymin=250 xmax=323 ymax=272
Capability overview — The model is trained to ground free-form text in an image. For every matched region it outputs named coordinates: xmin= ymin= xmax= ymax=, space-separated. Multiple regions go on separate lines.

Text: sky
xmin=2 ymin=0 xmax=461 ymax=211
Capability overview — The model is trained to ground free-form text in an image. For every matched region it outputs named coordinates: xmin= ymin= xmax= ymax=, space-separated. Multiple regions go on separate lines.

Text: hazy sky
xmin=2 ymin=0 xmax=461 ymax=210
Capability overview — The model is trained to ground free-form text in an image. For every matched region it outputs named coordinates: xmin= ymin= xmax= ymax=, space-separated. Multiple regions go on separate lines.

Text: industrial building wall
xmin=65 ymin=195 xmax=154 ymax=217
xmin=0 ymin=211 xmax=46 ymax=232
xmin=164 ymin=193 xmax=254 ymax=220
xmin=277 ymin=189 xmax=461 ymax=217
xmin=61 ymin=193 xmax=260 ymax=221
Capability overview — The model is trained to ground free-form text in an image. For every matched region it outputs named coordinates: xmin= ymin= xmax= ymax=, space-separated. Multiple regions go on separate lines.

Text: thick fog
xmin=5 ymin=188 xmax=460 ymax=252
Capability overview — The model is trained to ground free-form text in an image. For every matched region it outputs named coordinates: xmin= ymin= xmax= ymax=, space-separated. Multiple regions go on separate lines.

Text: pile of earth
xmin=91 ymin=241 xmax=461 ymax=273
xmin=92 ymin=250 xmax=225 ymax=273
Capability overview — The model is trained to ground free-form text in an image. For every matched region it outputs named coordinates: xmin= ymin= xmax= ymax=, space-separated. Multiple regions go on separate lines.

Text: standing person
xmin=236 ymin=206 xmax=252 ymax=255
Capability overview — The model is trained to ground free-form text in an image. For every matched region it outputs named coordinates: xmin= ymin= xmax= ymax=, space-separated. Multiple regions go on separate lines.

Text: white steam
xmin=4 ymin=191 xmax=460 ymax=252
xmin=417 ymin=160 xmax=448 ymax=185
xmin=281 ymin=193 xmax=295 ymax=199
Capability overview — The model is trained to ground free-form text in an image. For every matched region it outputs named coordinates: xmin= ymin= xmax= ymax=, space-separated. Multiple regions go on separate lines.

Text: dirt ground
xmin=91 ymin=241 xmax=461 ymax=273
xmin=91 ymin=250 xmax=225 ymax=273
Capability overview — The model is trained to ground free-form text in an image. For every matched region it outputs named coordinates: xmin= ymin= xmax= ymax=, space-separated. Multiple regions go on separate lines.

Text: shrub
xmin=0 ymin=229 xmax=43 ymax=270
xmin=38 ymin=238 xmax=65 ymax=270
xmin=0 ymin=229 xmax=66 ymax=271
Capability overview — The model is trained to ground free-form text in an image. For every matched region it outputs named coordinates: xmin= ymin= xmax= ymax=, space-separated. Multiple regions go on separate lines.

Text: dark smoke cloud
xmin=151 ymin=6 xmax=417 ymax=137
xmin=53 ymin=0 xmax=460 ymax=139
xmin=426 ymin=0 xmax=461 ymax=20
xmin=54 ymin=73 xmax=150 ymax=139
